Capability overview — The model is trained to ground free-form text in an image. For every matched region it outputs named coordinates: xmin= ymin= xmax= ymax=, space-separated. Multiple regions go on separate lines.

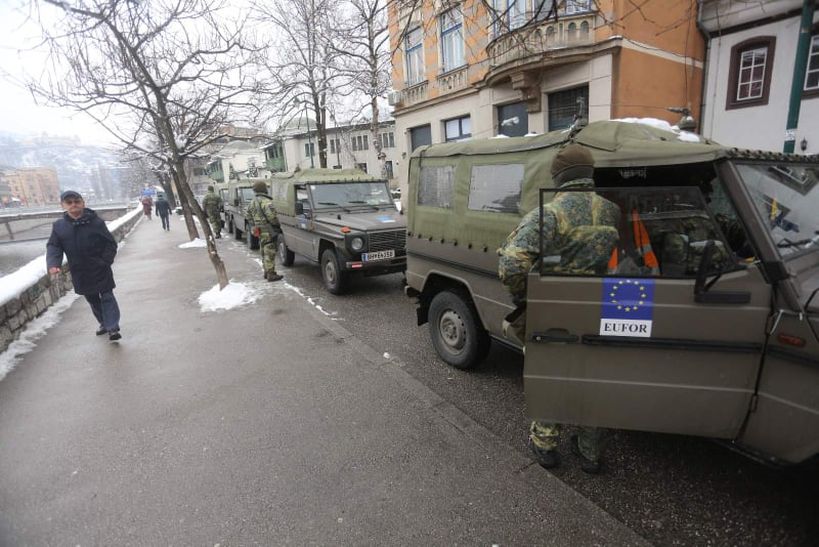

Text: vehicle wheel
xmin=320 ymin=248 xmax=348 ymax=295
xmin=233 ymin=219 xmax=242 ymax=240
xmin=226 ymin=219 xmax=234 ymax=235
xmin=428 ymin=290 xmax=491 ymax=370
xmin=246 ymin=224 xmax=259 ymax=250
xmin=278 ymin=236 xmax=295 ymax=267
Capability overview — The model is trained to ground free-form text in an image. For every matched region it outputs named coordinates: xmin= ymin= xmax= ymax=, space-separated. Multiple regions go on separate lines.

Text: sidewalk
xmin=0 ymin=216 xmax=645 ymax=545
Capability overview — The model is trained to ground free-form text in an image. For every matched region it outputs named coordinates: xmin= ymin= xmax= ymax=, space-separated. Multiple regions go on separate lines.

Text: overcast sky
xmin=0 ymin=2 xmax=117 ymax=146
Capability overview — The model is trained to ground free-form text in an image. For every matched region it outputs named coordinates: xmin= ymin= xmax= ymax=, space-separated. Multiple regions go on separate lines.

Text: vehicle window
xmin=308 ymin=182 xmax=392 ymax=209
xmin=536 ymin=187 xmax=738 ymax=278
xmin=270 ymin=182 xmax=287 ymax=201
xmin=240 ymin=187 xmax=255 ymax=202
xmin=735 ymin=163 xmax=819 ymax=257
xmin=418 ymin=165 xmax=455 ymax=208
xmin=468 ymin=164 xmax=523 ymax=213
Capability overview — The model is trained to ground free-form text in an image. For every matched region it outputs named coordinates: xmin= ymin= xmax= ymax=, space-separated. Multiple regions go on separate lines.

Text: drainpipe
xmin=783 ymin=0 xmax=815 ymax=153
xmin=695 ymin=0 xmax=710 ymax=136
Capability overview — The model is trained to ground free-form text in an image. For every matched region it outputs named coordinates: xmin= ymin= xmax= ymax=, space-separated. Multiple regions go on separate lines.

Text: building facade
xmin=0 ymin=167 xmax=60 ymax=206
xmin=262 ymin=119 xmax=401 ymax=183
xmin=388 ymin=0 xmax=705 ymax=190
xmin=206 ymin=140 xmax=268 ymax=184
xmin=699 ymin=0 xmax=818 ymax=153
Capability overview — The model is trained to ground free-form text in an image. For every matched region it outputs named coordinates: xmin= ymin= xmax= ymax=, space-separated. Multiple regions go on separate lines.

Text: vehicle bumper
xmin=344 ymin=256 xmax=406 ymax=276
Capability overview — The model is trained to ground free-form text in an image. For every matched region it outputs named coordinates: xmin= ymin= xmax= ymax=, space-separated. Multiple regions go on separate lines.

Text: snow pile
xmin=0 ymin=292 xmax=80 ymax=382
xmin=198 ymin=281 xmax=261 ymax=312
xmin=0 ymin=256 xmax=48 ymax=307
xmin=107 ymin=206 xmax=143 ymax=232
xmin=179 ymin=238 xmax=207 ymax=249
xmin=284 ymin=282 xmax=337 ymax=318
xmin=614 ymin=117 xmax=703 ymax=143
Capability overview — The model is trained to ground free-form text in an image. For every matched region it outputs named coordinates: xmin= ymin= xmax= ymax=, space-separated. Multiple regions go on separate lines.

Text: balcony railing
xmin=436 ymin=65 xmax=469 ymax=95
xmin=402 ymin=80 xmax=429 ymax=107
xmin=488 ymin=13 xmax=596 ymax=68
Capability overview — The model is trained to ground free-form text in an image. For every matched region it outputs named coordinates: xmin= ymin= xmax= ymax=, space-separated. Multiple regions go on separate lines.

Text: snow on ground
xmin=179 ymin=238 xmax=207 ymax=249
xmin=198 ymin=281 xmax=262 ymax=312
xmin=0 ymin=292 xmax=80 ymax=382
xmin=613 ymin=117 xmax=704 ymax=143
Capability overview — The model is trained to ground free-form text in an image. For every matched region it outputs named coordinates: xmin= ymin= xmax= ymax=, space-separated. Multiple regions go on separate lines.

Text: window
xmin=385 ymin=160 xmax=394 ymax=179
xmin=726 ymin=37 xmax=775 ymax=109
xmin=805 ymin=34 xmax=819 ymax=94
xmin=380 ymin=132 xmax=395 ymax=149
xmin=564 ymin=0 xmax=590 ymax=14
xmin=304 ymin=142 xmax=315 ymax=157
xmin=330 ymin=139 xmax=338 ymax=154
xmin=492 ymin=0 xmax=526 ymax=35
xmin=355 ymin=162 xmax=368 ymax=173
xmin=363 ymin=135 xmax=369 ymax=150
xmin=418 ymin=165 xmax=455 ymax=208
xmin=468 ymin=164 xmax=524 ymax=213
xmin=440 ymin=8 xmax=464 ymax=72
xmin=444 ymin=115 xmax=471 ymax=142
xmin=534 ymin=0 xmax=555 ymax=21
xmin=537 ymin=186 xmax=737 ymax=278
xmin=548 ymin=85 xmax=589 ymax=131
xmin=410 ymin=124 xmax=432 ymax=151
xmin=405 ymin=27 xmax=424 ymax=86
xmin=497 ymin=102 xmax=528 ymax=137
xmin=352 ymin=135 xmax=369 ymax=151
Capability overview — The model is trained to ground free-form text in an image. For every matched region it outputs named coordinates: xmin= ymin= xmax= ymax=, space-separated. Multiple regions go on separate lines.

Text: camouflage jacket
xmin=498 ymin=178 xmax=621 ymax=305
xmin=201 ymin=191 xmax=223 ymax=216
xmin=248 ymin=193 xmax=281 ymax=235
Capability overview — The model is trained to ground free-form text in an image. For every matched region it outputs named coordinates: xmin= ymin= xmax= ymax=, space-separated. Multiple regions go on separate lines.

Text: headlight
xmin=350 ymin=236 xmax=365 ymax=252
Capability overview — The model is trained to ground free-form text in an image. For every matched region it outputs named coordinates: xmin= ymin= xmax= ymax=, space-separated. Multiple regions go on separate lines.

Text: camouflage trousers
xmin=208 ymin=216 xmax=222 ymax=237
xmin=529 ymin=420 xmax=605 ymax=463
xmin=259 ymin=233 xmax=278 ymax=278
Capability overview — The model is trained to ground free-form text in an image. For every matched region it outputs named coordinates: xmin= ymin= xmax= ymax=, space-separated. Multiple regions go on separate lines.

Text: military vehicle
xmin=268 ymin=168 xmax=406 ymax=294
xmin=223 ymin=180 xmax=260 ymax=250
xmin=404 ymin=120 xmax=819 ymax=464
xmin=215 ymin=182 xmax=230 ymax=228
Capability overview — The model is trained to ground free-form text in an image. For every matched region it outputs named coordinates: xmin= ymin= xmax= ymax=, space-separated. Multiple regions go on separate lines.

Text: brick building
xmin=1 ymin=167 xmax=60 ymax=206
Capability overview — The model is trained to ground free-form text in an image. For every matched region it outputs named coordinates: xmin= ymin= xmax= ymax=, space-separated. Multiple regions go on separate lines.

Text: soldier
xmin=201 ymin=185 xmax=223 ymax=238
xmin=498 ymin=143 xmax=621 ymax=474
xmin=247 ymin=181 xmax=283 ymax=282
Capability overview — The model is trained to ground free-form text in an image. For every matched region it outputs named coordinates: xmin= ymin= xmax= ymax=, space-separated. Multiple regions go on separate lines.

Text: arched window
xmin=567 ymin=22 xmax=577 ymax=42
xmin=580 ymin=21 xmax=590 ymax=40
xmin=545 ymin=26 xmax=556 ymax=46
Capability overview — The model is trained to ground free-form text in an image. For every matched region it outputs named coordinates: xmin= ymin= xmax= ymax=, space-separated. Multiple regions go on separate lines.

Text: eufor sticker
xmin=600 ymin=278 xmax=655 ymax=338
xmin=376 ymin=215 xmax=396 ymax=223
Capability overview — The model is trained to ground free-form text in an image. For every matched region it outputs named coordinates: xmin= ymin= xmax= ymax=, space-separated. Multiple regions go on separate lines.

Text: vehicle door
xmin=523 ymin=185 xmax=772 ymax=439
xmin=286 ymin=185 xmax=315 ymax=258
xmin=728 ymin=161 xmax=819 ymax=463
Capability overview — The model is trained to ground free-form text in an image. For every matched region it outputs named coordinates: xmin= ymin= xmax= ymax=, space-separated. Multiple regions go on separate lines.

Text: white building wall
xmin=702 ymin=12 xmax=819 ymax=153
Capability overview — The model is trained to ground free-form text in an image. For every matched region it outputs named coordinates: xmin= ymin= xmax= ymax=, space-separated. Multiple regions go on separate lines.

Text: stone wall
xmin=0 ymin=211 xmax=142 ymax=353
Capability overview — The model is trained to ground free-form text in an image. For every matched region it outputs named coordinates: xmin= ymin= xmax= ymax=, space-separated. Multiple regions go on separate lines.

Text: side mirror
xmin=295 ymin=202 xmax=304 ymax=215
xmin=694 ymin=240 xmax=750 ymax=304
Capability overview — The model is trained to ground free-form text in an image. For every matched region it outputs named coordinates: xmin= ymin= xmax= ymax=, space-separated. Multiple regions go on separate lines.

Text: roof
xmin=270 ymin=168 xmax=382 ymax=184
xmin=411 ymin=120 xmax=819 ymax=167
xmin=213 ymin=140 xmax=261 ymax=158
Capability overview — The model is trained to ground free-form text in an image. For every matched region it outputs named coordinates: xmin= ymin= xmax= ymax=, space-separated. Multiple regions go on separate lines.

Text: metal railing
xmin=488 ymin=13 xmax=596 ymax=68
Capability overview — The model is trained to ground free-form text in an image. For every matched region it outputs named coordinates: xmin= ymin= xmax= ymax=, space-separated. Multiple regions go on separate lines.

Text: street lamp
xmin=294 ymin=98 xmax=315 ymax=168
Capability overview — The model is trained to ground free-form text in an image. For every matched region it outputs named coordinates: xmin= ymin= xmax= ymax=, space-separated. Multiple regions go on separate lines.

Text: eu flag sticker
xmin=600 ymin=278 xmax=655 ymax=338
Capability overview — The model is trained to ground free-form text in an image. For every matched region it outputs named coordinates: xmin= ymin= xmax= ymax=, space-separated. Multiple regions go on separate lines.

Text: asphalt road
xmin=250 ymin=239 xmax=819 ymax=546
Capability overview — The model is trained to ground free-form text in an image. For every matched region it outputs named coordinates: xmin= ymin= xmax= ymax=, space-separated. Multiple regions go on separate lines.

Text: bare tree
xmin=331 ymin=0 xmax=391 ymax=178
xmin=26 ymin=0 xmax=262 ymax=289
xmin=254 ymin=0 xmax=344 ymax=169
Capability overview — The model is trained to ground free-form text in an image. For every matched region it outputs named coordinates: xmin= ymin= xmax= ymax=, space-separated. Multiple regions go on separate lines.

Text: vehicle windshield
xmin=736 ymin=163 xmax=819 ymax=257
xmin=309 ymin=182 xmax=392 ymax=209
xmin=240 ymin=187 xmax=256 ymax=202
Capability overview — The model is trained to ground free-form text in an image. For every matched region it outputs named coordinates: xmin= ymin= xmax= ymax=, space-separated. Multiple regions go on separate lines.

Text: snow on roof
xmin=613 ymin=117 xmax=704 ymax=143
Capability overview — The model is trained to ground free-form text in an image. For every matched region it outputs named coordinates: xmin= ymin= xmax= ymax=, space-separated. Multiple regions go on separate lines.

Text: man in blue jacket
xmin=47 ymin=190 xmax=122 ymax=341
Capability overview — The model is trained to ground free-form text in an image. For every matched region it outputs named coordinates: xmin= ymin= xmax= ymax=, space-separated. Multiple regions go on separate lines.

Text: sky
xmin=0 ymin=2 xmax=118 ymax=146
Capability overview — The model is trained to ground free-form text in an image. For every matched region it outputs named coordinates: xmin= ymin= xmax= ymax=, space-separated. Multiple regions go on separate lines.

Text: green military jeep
xmin=268 ymin=168 xmax=406 ymax=294
xmin=404 ymin=120 xmax=819 ymax=465
xmin=223 ymin=180 xmax=261 ymax=250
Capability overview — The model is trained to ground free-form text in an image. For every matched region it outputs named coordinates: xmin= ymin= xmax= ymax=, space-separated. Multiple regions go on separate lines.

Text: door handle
xmin=531 ymin=329 xmax=579 ymax=343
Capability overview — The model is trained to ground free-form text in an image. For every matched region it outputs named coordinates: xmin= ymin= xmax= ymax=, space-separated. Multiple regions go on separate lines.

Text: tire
xmin=278 ymin=236 xmax=295 ymax=267
xmin=320 ymin=248 xmax=348 ymax=295
xmin=233 ymin=218 xmax=242 ymax=240
xmin=246 ymin=224 xmax=259 ymax=250
xmin=428 ymin=290 xmax=491 ymax=370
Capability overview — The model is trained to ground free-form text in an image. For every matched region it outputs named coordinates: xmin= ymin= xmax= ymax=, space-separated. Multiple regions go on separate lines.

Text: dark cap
xmin=252 ymin=181 xmax=268 ymax=194
xmin=60 ymin=190 xmax=83 ymax=201
xmin=551 ymin=144 xmax=594 ymax=177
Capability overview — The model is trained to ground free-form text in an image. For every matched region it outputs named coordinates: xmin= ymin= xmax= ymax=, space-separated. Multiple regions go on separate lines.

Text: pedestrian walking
xmin=201 ymin=185 xmax=223 ymax=238
xmin=47 ymin=190 xmax=122 ymax=341
xmin=247 ymin=181 xmax=283 ymax=282
xmin=155 ymin=193 xmax=172 ymax=231
xmin=141 ymin=195 xmax=153 ymax=220
xmin=498 ymin=144 xmax=620 ymax=474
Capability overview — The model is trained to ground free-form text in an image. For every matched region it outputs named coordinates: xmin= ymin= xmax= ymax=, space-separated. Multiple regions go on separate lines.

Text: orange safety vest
xmin=608 ymin=209 xmax=660 ymax=275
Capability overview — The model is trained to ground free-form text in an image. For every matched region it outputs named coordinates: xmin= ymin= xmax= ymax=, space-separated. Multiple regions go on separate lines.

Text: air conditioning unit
xmin=387 ymin=91 xmax=403 ymax=106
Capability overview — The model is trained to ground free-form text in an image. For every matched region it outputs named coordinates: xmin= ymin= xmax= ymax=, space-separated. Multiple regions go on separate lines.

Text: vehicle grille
xmin=369 ymin=229 xmax=407 ymax=254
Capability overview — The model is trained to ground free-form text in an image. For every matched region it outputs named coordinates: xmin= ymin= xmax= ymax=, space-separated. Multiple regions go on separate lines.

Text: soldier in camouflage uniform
xmin=201 ymin=185 xmax=223 ymax=239
xmin=498 ymin=143 xmax=621 ymax=474
xmin=247 ymin=181 xmax=283 ymax=282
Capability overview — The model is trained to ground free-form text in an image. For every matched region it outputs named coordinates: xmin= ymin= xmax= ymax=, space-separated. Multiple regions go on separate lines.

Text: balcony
xmin=402 ymin=80 xmax=429 ymax=107
xmin=435 ymin=65 xmax=470 ymax=95
xmin=488 ymin=13 xmax=596 ymax=69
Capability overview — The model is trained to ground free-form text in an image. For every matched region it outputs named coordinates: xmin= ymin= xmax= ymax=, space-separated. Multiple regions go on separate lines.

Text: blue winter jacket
xmin=46 ymin=208 xmax=118 ymax=295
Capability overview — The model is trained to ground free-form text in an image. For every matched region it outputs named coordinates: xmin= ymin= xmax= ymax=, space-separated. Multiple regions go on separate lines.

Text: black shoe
xmin=529 ymin=441 xmax=560 ymax=469
xmin=96 ymin=326 xmax=107 ymax=336
xmin=108 ymin=331 xmax=122 ymax=341
xmin=571 ymin=435 xmax=601 ymax=474
xmin=267 ymin=273 xmax=284 ymax=282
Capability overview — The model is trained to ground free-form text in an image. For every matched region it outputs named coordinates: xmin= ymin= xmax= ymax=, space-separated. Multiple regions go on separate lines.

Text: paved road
xmin=253 ymin=236 xmax=819 ymax=546
xmin=0 ymin=219 xmax=643 ymax=546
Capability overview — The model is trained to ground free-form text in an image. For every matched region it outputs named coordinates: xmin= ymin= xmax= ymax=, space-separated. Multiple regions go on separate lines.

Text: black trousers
xmin=84 ymin=291 xmax=120 ymax=332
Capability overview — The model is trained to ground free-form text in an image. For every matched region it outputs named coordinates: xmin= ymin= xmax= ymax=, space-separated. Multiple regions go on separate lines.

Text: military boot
xmin=571 ymin=434 xmax=601 ymax=474
xmin=529 ymin=440 xmax=560 ymax=469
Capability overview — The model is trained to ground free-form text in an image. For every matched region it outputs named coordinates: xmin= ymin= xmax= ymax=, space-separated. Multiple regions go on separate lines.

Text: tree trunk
xmin=370 ymin=92 xmax=385 ymax=179
xmin=173 ymin=161 xmax=229 ymax=289
xmin=177 ymin=189 xmax=200 ymax=240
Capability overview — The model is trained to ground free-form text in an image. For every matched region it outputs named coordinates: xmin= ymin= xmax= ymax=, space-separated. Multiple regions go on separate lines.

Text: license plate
xmin=362 ymin=249 xmax=395 ymax=262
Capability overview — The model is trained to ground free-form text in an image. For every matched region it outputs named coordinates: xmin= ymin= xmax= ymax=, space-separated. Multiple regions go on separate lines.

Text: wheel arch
xmin=416 ymin=271 xmax=479 ymax=326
